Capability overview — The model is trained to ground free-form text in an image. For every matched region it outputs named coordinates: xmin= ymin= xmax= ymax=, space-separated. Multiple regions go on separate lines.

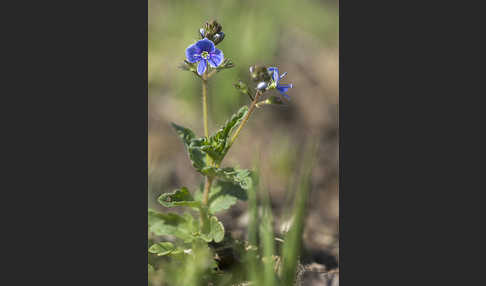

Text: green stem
xmin=201 ymin=71 xmax=213 ymax=210
xmin=229 ymin=90 xmax=263 ymax=146
xmin=200 ymin=72 xmax=213 ymax=232
xmin=202 ymin=73 xmax=209 ymax=138
xmin=202 ymin=176 xmax=213 ymax=206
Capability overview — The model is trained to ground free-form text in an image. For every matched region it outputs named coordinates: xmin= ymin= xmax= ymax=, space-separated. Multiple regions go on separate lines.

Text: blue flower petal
xmin=208 ymin=48 xmax=224 ymax=68
xmin=186 ymin=43 xmax=201 ymax=63
xmin=277 ymin=84 xmax=292 ymax=93
xmin=277 ymin=84 xmax=292 ymax=100
xmin=196 ymin=38 xmax=215 ymax=53
xmin=268 ymin=67 xmax=280 ymax=84
xmin=197 ymin=60 xmax=207 ymax=75
xmin=281 ymin=93 xmax=290 ymax=100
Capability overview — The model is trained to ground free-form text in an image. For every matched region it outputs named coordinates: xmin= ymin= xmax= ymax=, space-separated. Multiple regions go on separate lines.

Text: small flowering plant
xmin=149 ymin=20 xmax=295 ymax=284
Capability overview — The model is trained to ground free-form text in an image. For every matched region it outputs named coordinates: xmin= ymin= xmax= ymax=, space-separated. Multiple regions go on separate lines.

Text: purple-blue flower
xmin=185 ymin=38 xmax=224 ymax=76
xmin=268 ymin=67 xmax=293 ymax=100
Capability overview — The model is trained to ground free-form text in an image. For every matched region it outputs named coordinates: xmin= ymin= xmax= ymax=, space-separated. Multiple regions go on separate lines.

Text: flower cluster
xmin=184 ymin=20 xmax=293 ymax=103
xmin=248 ymin=65 xmax=293 ymax=101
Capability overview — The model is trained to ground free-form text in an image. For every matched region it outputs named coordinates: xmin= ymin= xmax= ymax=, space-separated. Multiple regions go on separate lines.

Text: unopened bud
xmin=199 ymin=28 xmax=205 ymax=38
xmin=202 ymin=20 xmax=224 ymax=44
xmin=257 ymin=81 xmax=268 ymax=90
xmin=249 ymin=65 xmax=271 ymax=82
xmin=212 ymin=32 xmax=225 ymax=45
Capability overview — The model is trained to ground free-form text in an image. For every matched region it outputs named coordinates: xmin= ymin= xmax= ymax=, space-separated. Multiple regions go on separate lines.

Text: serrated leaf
xmin=201 ymin=167 xmax=252 ymax=190
xmin=209 ymin=194 xmax=237 ymax=214
xmin=210 ymin=216 xmax=225 ymax=242
xmin=198 ymin=216 xmax=225 ymax=243
xmin=201 ymin=106 xmax=249 ymax=164
xmin=158 ymin=187 xmax=201 ymax=208
xmin=171 ymin=123 xmax=195 ymax=149
xmin=148 ymin=209 xmax=196 ymax=241
xmin=193 ymin=170 xmax=250 ymax=214
xmin=171 ymin=123 xmax=207 ymax=171
xmin=149 ymin=242 xmax=175 ymax=256
xmin=187 ymin=138 xmax=208 ymax=171
xmin=208 ymin=180 xmax=248 ymax=213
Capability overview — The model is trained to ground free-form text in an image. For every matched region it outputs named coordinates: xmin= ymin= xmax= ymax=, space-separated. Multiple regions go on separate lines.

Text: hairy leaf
xmin=201 ymin=167 xmax=252 ymax=190
xmin=199 ymin=216 xmax=225 ymax=243
xmin=148 ymin=209 xmax=196 ymax=241
xmin=158 ymin=187 xmax=201 ymax=208
xmin=194 ymin=178 xmax=248 ymax=214
xmin=210 ymin=180 xmax=248 ymax=213
xmin=171 ymin=123 xmax=207 ymax=171
xmin=201 ymin=106 xmax=248 ymax=164
xmin=171 ymin=122 xmax=195 ymax=149
xmin=210 ymin=216 xmax=225 ymax=242
xmin=149 ymin=242 xmax=175 ymax=256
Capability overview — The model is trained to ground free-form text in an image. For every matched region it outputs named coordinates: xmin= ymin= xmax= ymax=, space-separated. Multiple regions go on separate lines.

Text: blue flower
xmin=185 ymin=38 xmax=224 ymax=76
xmin=268 ymin=67 xmax=293 ymax=100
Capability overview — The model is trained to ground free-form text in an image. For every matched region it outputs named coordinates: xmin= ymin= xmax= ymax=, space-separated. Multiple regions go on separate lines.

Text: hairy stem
xmin=202 ymin=73 xmax=209 ymax=138
xmin=202 ymin=176 xmax=213 ymax=206
xmin=229 ymin=90 xmax=263 ymax=146
xmin=207 ymin=69 xmax=218 ymax=79
xmin=201 ymin=71 xmax=213 ymax=210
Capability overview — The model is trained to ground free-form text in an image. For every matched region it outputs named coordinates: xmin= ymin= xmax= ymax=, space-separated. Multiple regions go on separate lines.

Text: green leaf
xmin=171 ymin=123 xmax=195 ymax=149
xmin=171 ymin=123 xmax=207 ymax=171
xmin=199 ymin=216 xmax=225 ymax=243
xmin=210 ymin=216 xmax=225 ymax=242
xmin=193 ymin=169 xmax=251 ymax=214
xmin=208 ymin=193 xmax=237 ymax=214
xmin=209 ymin=180 xmax=248 ymax=213
xmin=149 ymin=242 xmax=175 ymax=256
xmin=187 ymin=138 xmax=208 ymax=171
xmin=148 ymin=209 xmax=196 ymax=241
xmin=201 ymin=106 xmax=248 ymax=164
xmin=158 ymin=187 xmax=201 ymax=208
xmin=201 ymin=167 xmax=252 ymax=190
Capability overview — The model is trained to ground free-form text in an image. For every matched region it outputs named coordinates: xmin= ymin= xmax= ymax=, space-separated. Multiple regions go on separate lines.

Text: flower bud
xmin=202 ymin=20 xmax=225 ymax=44
xmin=257 ymin=81 xmax=268 ymax=91
xmin=212 ymin=32 xmax=225 ymax=45
xmin=249 ymin=65 xmax=271 ymax=82
xmin=199 ymin=28 xmax=205 ymax=38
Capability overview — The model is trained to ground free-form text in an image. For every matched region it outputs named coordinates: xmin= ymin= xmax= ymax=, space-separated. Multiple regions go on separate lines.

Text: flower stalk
xmin=229 ymin=90 xmax=263 ymax=147
xmin=202 ymin=72 xmax=209 ymax=138
xmin=201 ymin=71 xmax=213 ymax=210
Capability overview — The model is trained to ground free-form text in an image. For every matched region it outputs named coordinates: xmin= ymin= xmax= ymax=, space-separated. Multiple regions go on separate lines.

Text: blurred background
xmin=149 ymin=0 xmax=339 ymax=271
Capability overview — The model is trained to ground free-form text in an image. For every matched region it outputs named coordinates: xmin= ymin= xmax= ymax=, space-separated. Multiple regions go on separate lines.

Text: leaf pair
xmin=171 ymin=105 xmax=249 ymax=170
xmin=193 ymin=178 xmax=249 ymax=214
xmin=149 ymin=208 xmax=225 ymax=243
xmin=201 ymin=167 xmax=252 ymax=191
